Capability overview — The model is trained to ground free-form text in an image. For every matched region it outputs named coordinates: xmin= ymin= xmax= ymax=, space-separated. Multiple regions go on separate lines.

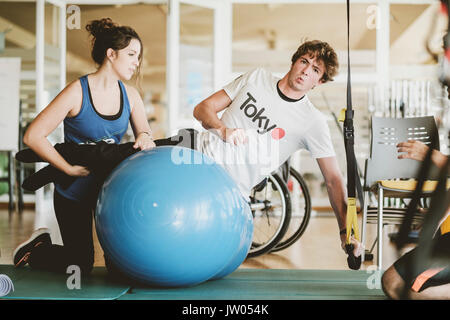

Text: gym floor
xmin=0 ymin=208 xmax=414 ymax=271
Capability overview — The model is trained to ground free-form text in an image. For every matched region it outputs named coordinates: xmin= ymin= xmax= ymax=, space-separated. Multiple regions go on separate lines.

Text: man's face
xmin=287 ymin=53 xmax=325 ymax=93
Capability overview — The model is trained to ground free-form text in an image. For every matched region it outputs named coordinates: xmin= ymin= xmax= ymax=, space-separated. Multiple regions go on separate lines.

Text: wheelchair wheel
xmin=247 ymin=172 xmax=292 ymax=258
xmin=271 ymin=167 xmax=311 ymax=252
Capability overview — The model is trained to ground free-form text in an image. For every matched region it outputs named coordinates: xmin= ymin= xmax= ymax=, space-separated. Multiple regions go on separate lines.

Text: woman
xmin=13 ymin=18 xmax=155 ymax=274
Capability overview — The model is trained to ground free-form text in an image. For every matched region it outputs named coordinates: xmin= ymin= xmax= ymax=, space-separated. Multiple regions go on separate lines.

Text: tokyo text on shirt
xmin=198 ymin=68 xmax=336 ymax=198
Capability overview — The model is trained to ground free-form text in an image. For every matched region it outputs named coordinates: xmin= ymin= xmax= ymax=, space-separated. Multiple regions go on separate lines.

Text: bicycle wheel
xmin=247 ymin=172 xmax=292 ymax=258
xmin=271 ymin=167 xmax=311 ymax=252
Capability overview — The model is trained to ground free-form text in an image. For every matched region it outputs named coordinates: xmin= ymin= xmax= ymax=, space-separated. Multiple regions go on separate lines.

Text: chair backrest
xmin=364 ymin=116 xmax=440 ymax=189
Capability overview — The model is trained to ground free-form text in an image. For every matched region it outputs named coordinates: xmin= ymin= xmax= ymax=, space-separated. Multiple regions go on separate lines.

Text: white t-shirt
xmin=198 ymin=67 xmax=335 ymax=198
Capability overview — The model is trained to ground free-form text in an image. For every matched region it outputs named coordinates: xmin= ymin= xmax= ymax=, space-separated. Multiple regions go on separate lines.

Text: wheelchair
xmin=247 ymin=159 xmax=312 ymax=258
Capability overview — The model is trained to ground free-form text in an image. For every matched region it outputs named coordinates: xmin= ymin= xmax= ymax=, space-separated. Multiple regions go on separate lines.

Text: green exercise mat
xmin=0 ymin=265 xmax=386 ymax=300
xmin=119 ymin=269 xmax=387 ymax=300
xmin=0 ymin=265 xmax=130 ymax=300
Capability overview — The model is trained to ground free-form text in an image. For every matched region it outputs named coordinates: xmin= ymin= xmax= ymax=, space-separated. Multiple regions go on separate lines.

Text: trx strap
xmin=328 ymin=97 xmax=365 ymax=209
xmin=341 ymin=0 xmax=361 ymax=270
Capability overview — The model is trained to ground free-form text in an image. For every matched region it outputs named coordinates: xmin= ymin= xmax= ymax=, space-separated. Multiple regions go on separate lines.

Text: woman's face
xmin=109 ymin=38 xmax=142 ymax=80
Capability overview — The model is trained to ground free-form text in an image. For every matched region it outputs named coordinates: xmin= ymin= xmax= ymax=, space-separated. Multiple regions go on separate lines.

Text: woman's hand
xmin=65 ymin=165 xmax=90 ymax=177
xmin=134 ymin=132 xmax=156 ymax=150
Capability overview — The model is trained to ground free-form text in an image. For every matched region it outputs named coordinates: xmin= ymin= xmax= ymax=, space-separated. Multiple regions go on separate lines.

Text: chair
xmin=361 ymin=116 xmax=443 ymax=270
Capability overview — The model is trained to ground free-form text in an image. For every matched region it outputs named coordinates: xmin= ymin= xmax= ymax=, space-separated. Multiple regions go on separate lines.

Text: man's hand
xmin=219 ymin=127 xmax=248 ymax=145
xmin=340 ymin=233 xmax=365 ymax=257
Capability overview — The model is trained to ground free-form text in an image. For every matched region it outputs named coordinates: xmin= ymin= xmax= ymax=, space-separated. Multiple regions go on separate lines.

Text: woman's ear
xmin=106 ymin=48 xmax=117 ymax=62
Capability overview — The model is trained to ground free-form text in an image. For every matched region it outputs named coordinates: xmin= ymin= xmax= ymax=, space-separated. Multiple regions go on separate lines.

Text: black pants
xmin=29 ymin=190 xmax=95 ymax=275
xmin=19 ymin=128 xmax=199 ymax=192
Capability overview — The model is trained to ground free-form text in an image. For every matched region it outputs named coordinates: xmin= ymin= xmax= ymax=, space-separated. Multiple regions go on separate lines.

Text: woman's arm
xmin=127 ymin=86 xmax=156 ymax=150
xmin=24 ymin=80 xmax=90 ymax=177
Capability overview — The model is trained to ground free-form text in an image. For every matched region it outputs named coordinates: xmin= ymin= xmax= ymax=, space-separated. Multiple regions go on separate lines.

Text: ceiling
xmin=0 ymin=1 xmax=446 ymax=104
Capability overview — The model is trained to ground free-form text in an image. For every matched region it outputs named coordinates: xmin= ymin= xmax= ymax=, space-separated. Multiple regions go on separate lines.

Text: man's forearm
xmin=325 ymin=176 xmax=347 ymax=232
xmin=193 ymin=102 xmax=226 ymax=132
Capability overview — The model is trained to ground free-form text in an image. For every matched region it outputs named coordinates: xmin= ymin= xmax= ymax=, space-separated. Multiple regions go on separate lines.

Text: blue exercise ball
xmin=95 ymin=146 xmax=252 ymax=287
xmin=210 ymin=197 xmax=253 ymax=280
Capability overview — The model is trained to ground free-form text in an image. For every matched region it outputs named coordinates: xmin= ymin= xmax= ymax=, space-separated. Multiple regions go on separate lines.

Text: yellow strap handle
xmin=346 ymin=197 xmax=360 ymax=244
xmin=338 ymin=108 xmax=346 ymax=123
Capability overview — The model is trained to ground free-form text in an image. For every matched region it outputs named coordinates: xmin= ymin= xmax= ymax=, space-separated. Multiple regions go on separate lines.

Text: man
xmin=193 ymin=40 xmax=363 ymax=260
